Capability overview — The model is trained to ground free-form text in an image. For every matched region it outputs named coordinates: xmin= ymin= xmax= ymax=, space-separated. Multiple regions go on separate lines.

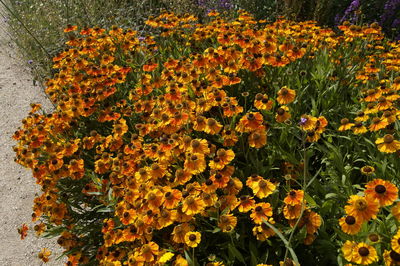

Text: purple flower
xmin=138 ymin=36 xmax=145 ymax=42
xmin=299 ymin=117 xmax=308 ymax=125
xmin=28 ymin=60 xmax=33 ymax=65
xmin=381 ymin=0 xmax=400 ymax=24
xmin=335 ymin=0 xmax=361 ymax=25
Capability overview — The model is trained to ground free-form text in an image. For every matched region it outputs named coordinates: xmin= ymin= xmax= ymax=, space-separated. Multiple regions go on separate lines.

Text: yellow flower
xmin=158 ymin=252 xmax=175 ymax=263
xmin=342 ymin=240 xmax=357 ymax=262
xmin=392 ymin=230 xmax=400 ymax=254
xmin=184 ymin=231 xmax=201 ymax=248
xmin=352 ymin=242 xmax=378 ymax=265
xmin=376 ymin=134 xmax=400 ymax=153
xmin=392 ymin=202 xmax=400 ymax=221
xmin=383 ymin=249 xmax=400 ymax=266
xmin=339 ymin=215 xmax=362 ymax=235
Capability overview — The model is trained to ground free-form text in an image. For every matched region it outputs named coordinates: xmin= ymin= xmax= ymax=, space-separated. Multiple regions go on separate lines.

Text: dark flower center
xmin=363 ymin=166 xmax=372 ymax=172
xmin=259 ymin=180 xmax=267 ymax=188
xmin=390 ymin=250 xmax=400 ymax=261
xmin=247 ymin=113 xmax=255 ymax=120
xmin=281 ymin=88 xmax=288 ymax=95
xmin=255 ymin=206 xmax=263 ymax=212
xmin=189 ymin=234 xmax=197 ymax=241
xmin=340 ymin=118 xmax=349 ymax=125
xmin=384 ymin=134 xmax=394 ymax=144
xmin=374 ymin=184 xmax=386 ymax=194
xmin=368 ymin=234 xmax=379 ymax=242
xmin=277 ymin=108 xmax=285 ymax=115
xmin=358 ymin=247 xmax=369 ymax=256
xmin=345 ymin=216 xmax=356 ymax=225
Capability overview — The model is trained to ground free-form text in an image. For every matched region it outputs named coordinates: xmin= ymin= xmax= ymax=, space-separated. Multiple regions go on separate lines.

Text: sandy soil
xmin=0 ymin=20 xmax=63 ymax=266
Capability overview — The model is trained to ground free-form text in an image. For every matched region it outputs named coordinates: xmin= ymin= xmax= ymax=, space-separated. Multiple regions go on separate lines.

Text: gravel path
xmin=0 ymin=20 xmax=62 ymax=266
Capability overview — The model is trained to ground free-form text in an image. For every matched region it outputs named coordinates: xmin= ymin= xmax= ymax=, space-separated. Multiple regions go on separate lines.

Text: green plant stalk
xmin=0 ymin=0 xmax=52 ymax=60
xmin=262 ymin=218 xmax=299 ymax=265
xmin=283 ymin=131 xmax=308 ymax=264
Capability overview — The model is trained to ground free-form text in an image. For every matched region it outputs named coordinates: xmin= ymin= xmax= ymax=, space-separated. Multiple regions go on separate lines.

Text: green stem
xmin=262 ymin=218 xmax=300 ymax=266
xmin=192 ymin=247 xmax=195 ymax=266
xmin=284 ymin=132 xmax=308 ymax=264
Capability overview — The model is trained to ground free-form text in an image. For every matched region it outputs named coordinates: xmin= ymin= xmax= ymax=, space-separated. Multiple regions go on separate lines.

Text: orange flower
xmin=184 ymin=154 xmax=206 ymax=175
xmin=284 ymin=190 xmax=304 ymax=206
xmin=218 ymin=214 xmax=237 ymax=232
xmin=182 ymin=196 xmax=205 ymax=215
xmin=344 ymin=195 xmax=379 ymax=222
xmin=204 ymin=118 xmax=222 ymax=135
xmin=298 ymin=210 xmax=321 ymax=234
xmin=236 ymin=112 xmax=265 ymax=133
xmin=368 ymin=117 xmax=388 ymax=131
xmin=365 ymin=179 xmax=398 ymax=206
xmin=38 ymin=248 xmax=52 ymax=263
xmin=209 ymin=149 xmax=235 ymax=170
xmin=250 ymin=202 xmax=273 ymax=224
xmin=222 ymin=128 xmax=238 ymax=146
xmin=164 ymin=189 xmax=182 ymax=209
xmin=275 ymin=106 xmax=291 ymax=123
xmin=315 ymin=116 xmax=328 ymax=134
xmin=392 ymin=230 xmax=400 ymax=254
xmin=187 ymin=139 xmax=210 ymax=155
xmin=64 ymin=24 xmax=77 ymax=32
xmin=238 ymin=195 xmax=255 ymax=212
xmin=277 ymin=86 xmax=296 ymax=105
xmin=248 ymin=129 xmax=267 ymax=148
xmin=252 ymin=220 xmax=275 ymax=241
xmin=355 ymin=111 xmax=369 ymax=122
xmin=249 ymin=178 xmax=276 ymax=198
xmin=352 ymin=242 xmax=378 ymax=265
xmin=254 ymin=93 xmax=274 ymax=110
xmin=299 ymin=115 xmax=318 ymax=131
xmin=172 ymin=223 xmax=192 ymax=244
xmin=143 ymin=63 xmax=158 ymax=72
xmin=140 ymin=242 xmax=159 ymax=262
xmin=306 ymin=130 xmax=321 ymax=142
xmin=18 ymin=223 xmax=28 ymax=240
xmin=283 ymin=204 xmax=302 ymax=219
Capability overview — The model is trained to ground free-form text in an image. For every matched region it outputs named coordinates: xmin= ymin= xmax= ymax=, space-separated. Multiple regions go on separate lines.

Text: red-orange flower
xmin=365 ymin=179 xmax=398 ymax=206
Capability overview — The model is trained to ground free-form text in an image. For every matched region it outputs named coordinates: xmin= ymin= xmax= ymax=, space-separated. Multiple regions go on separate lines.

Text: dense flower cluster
xmin=13 ymin=10 xmax=400 ymax=265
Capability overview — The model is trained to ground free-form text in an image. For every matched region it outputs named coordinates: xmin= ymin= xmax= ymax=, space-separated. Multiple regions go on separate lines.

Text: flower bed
xmin=13 ymin=10 xmax=400 ymax=265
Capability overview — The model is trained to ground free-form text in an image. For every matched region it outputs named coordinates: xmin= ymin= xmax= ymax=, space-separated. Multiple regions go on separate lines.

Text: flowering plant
xmin=14 ymin=10 xmax=400 ymax=265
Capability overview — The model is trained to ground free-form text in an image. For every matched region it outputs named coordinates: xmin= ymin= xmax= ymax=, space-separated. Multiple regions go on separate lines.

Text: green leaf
xmin=184 ymin=250 xmax=194 ymax=265
xmin=249 ymin=242 xmax=259 ymax=266
xmin=228 ymin=244 xmax=245 ymax=264
xmin=304 ymin=192 xmax=318 ymax=207
xmin=212 ymin=228 xmax=221 ymax=233
xmin=325 ymin=193 xmax=337 ymax=200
